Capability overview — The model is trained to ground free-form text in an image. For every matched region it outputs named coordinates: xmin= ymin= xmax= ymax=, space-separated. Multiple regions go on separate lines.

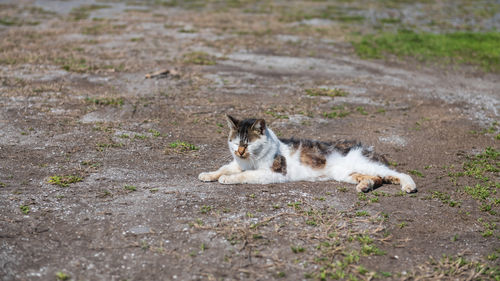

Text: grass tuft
xmin=183 ymin=51 xmax=216 ymax=65
xmin=48 ymin=175 xmax=83 ymax=187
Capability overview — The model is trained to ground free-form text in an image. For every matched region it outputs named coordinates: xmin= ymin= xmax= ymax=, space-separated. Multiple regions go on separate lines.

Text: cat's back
xmin=279 ymin=138 xmax=388 ymax=168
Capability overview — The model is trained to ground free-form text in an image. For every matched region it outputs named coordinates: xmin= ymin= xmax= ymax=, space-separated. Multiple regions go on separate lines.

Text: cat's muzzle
xmin=235 ymin=146 xmax=249 ymax=159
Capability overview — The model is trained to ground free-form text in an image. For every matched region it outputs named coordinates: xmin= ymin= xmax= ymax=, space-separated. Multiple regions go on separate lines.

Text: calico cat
xmin=198 ymin=115 xmax=417 ymax=193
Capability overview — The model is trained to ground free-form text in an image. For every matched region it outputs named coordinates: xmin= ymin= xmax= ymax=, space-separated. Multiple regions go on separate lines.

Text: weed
xmin=200 ymin=205 xmax=212 ymax=214
xmin=178 ymin=28 xmax=197 ymax=33
xmin=134 ymin=134 xmax=147 ymax=140
xmin=337 ymin=186 xmax=348 ymax=192
xmin=480 ymin=221 xmax=496 ymax=237
xmin=265 ymin=110 xmax=289 ymax=119
xmin=183 ymin=51 xmax=216 ymax=65
xmin=287 ymin=201 xmax=302 ymax=210
xmin=118 ymin=133 xmax=130 ymax=139
xmin=357 ymin=193 xmax=367 ymax=201
xmin=20 ymin=205 xmax=30 ymax=214
xmin=291 ymin=245 xmax=305 ymax=253
xmin=140 ymin=240 xmax=149 ymax=250
xmin=357 ymin=235 xmax=373 ymax=244
xmin=412 ymin=255 xmax=500 ymax=280
xmin=430 ymin=191 xmax=460 ymax=207
xmin=409 ymin=169 xmax=424 ymax=177
xmin=124 ymin=185 xmax=137 ymax=191
xmin=48 ymin=175 xmax=83 ymax=187
xmin=167 ymin=141 xmax=198 ymax=152
xmin=0 ymin=182 xmax=5 ymax=188
xmin=355 ymin=210 xmax=369 ymax=217
xmin=464 ymin=184 xmax=491 ymax=200
xmin=361 ymin=244 xmax=385 ymax=256
xmin=305 ymin=88 xmax=349 ymax=97
xmin=55 ymin=271 xmax=70 ymax=281
xmin=96 ymin=142 xmax=123 ymax=151
xmin=380 ymin=271 xmax=392 ymax=277
xmin=70 ymin=4 xmax=111 ymax=20
xmin=149 ymin=188 xmax=159 ymax=193
xmin=85 ymin=97 xmax=124 ymax=106
xmin=323 ymin=109 xmax=350 ymax=119
xmin=355 ymin=106 xmax=368 ymax=115
xmin=306 ymin=219 xmax=318 ymax=226
xmin=148 ymin=129 xmax=161 ymax=137
xmin=487 ymin=253 xmax=498 ymax=261
xmin=398 ymin=222 xmax=408 ymax=229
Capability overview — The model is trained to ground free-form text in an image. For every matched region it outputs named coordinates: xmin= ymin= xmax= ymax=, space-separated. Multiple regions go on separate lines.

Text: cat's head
xmin=226 ymin=115 xmax=267 ymax=160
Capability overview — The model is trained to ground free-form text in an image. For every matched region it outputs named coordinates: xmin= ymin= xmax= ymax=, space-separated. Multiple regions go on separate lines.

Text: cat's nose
xmin=237 ymin=146 xmax=246 ymax=156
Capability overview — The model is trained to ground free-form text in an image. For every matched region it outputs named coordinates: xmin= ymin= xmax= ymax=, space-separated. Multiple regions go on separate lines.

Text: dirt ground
xmin=0 ymin=0 xmax=499 ymax=280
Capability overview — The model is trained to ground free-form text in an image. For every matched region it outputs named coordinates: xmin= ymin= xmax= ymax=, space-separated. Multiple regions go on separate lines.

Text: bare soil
xmin=0 ymin=1 xmax=499 ymax=280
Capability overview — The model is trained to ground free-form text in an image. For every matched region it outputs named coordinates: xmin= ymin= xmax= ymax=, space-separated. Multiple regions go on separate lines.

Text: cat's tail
xmin=383 ymin=173 xmax=417 ymax=193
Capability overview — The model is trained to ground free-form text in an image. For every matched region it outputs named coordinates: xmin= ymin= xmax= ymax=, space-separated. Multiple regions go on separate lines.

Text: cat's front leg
xmin=218 ymin=170 xmax=284 ymax=184
xmin=198 ymin=161 xmax=242 ymax=182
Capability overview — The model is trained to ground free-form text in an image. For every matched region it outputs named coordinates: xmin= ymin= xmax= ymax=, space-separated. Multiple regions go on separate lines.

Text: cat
xmin=198 ymin=115 xmax=417 ymax=193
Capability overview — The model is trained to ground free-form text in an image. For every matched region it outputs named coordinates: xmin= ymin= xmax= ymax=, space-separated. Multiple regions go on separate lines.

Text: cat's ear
xmin=226 ymin=114 xmax=239 ymax=131
xmin=251 ymin=119 xmax=266 ymax=135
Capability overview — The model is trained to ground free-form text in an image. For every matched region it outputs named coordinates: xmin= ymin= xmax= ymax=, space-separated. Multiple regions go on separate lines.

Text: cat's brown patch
xmin=247 ymin=129 xmax=261 ymax=142
xmin=271 ymin=154 xmax=287 ymax=175
xmin=333 ymin=140 xmax=361 ymax=155
xmin=281 ymin=139 xmax=329 ymax=169
xmin=350 ymin=173 xmax=383 ymax=192
xmin=383 ymin=176 xmax=400 ymax=184
xmin=300 ymin=147 xmax=327 ymax=169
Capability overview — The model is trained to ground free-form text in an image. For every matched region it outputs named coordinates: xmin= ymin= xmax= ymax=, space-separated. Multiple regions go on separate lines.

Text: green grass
xmin=459 ymin=147 xmax=499 ymax=214
xmin=48 ymin=175 xmax=83 ymax=187
xmin=0 ymin=17 xmax=39 ymax=26
xmin=20 ymin=205 xmax=30 ymax=214
xmin=183 ymin=51 xmax=216 ymax=65
xmin=291 ymin=245 xmax=305 ymax=253
xmin=265 ymin=110 xmax=289 ymax=119
xmin=55 ymin=271 xmax=70 ymax=281
xmin=70 ymin=4 xmax=111 ymax=20
xmin=323 ymin=105 xmax=350 ymax=119
xmin=85 ymin=97 xmax=124 ymax=106
xmin=430 ymin=191 xmax=460 ymax=207
xmin=409 ymin=169 xmax=424 ymax=177
xmin=353 ymin=30 xmax=500 ymax=72
xmin=168 ymin=141 xmax=198 ymax=152
xmin=124 ymin=185 xmax=137 ymax=191
xmin=305 ymin=88 xmax=349 ymax=97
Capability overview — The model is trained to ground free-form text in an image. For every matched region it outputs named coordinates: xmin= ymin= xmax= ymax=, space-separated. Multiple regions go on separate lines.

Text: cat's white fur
xmin=199 ymin=118 xmax=417 ymax=193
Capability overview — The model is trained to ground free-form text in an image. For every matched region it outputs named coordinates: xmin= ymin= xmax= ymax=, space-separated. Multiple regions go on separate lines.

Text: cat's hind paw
xmin=402 ymin=183 xmax=417 ymax=193
xmin=218 ymin=175 xmax=240 ymax=185
xmin=198 ymin=172 xmax=219 ymax=182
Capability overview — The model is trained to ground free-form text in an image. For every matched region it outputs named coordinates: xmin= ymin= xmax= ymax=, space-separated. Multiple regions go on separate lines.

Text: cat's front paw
xmin=198 ymin=172 xmax=219 ymax=182
xmin=218 ymin=175 xmax=241 ymax=185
